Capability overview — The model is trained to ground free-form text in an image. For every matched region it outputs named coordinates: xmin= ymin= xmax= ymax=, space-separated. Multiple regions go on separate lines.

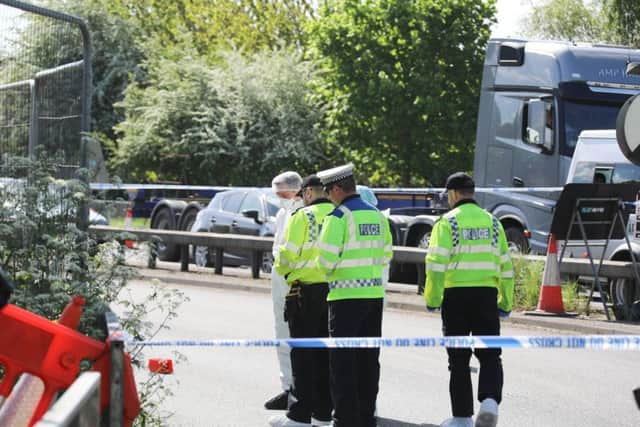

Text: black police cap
xmin=445 ymin=172 xmax=475 ymax=190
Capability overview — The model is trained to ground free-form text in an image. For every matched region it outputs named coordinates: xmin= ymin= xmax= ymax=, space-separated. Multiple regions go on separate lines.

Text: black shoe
xmin=264 ymin=390 xmax=289 ymax=410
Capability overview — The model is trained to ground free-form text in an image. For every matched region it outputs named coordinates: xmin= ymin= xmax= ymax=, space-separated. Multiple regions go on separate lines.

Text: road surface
xmin=118 ymin=279 xmax=640 ymax=427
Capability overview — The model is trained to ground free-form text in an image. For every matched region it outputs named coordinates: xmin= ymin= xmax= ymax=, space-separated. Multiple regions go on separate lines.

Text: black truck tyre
xmin=504 ymin=226 xmax=529 ymax=254
xmin=150 ymin=208 xmax=179 ymax=261
xmin=611 ymin=277 xmax=640 ymax=321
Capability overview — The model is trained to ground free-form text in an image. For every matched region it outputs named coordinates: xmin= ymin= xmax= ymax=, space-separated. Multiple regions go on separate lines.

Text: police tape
xmin=125 ymin=335 xmax=640 ymax=350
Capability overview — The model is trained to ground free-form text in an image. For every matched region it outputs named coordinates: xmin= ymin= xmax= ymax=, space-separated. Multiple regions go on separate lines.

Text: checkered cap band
xmin=317 ymin=163 xmax=354 ymax=185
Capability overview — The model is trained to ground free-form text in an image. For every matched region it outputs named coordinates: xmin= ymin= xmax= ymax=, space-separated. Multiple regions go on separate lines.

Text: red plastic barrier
xmin=0 ymin=304 xmax=140 ymax=426
xmin=148 ymin=358 xmax=174 ymax=374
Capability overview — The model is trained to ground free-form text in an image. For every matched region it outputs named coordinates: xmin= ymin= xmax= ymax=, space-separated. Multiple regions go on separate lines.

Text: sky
xmin=492 ymin=0 xmax=535 ymax=38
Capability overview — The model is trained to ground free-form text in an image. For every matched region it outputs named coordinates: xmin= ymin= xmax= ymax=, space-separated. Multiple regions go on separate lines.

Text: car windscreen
xmin=221 ymin=191 xmax=246 ymax=213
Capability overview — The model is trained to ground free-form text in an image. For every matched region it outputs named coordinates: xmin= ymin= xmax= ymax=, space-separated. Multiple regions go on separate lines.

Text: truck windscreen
xmin=558 ymin=80 xmax=635 ymax=157
xmin=560 ymin=100 xmax=620 ymax=156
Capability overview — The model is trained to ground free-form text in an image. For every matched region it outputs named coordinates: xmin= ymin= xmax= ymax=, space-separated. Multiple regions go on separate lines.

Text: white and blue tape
xmin=125 ymin=335 xmax=640 ymax=350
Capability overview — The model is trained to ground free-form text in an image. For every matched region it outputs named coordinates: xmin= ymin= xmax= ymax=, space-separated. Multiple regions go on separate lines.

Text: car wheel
xmin=504 ymin=226 xmax=529 ymax=254
xmin=261 ymin=251 xmax=274 ymax=274
xmin=151 ymin=208 xmax=179 ymax=261
xmin=610 ymin=277 xmax=640 ymax=320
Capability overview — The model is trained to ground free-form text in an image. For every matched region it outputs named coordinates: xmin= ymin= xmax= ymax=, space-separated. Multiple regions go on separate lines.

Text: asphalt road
xmin=118 ymin=279 xmax=640 ymax=427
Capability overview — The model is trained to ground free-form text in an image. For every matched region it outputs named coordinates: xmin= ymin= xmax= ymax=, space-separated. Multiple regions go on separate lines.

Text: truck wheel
xmin=151 ymin=208 xmax=179 ymax=261
xmin=504 ymin=226 xmax=529 ymax=254
xmin=180 ymin=208 xmax=198 ymax=231
xmin=610 ymin=278 xmax=640 ymax=320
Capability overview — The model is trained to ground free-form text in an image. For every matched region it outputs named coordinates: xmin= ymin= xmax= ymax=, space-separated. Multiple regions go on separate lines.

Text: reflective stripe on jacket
xmin=275 ymin=199 xmax=335 ymax=285
xmin=424 ymin=200 xmax=514 ymax=312
xmin=316 ymin=195 xmax=392 ymax=301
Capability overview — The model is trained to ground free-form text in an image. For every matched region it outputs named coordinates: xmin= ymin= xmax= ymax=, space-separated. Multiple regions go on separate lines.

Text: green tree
xmin=309 ymin=0 xmax=496 ymax=186
xmin=524 ymin=0 xmax=606 ymax=42
xmin=604 ymin=0 xmax=640 ymax=47
xmin=111 ymin=46 xmax=324 ymax=185
xmin=107 ymin=0 xmax=315 ymax=59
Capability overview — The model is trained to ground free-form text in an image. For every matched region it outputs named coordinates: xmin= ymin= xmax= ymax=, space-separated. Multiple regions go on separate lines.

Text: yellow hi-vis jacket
xmin=275 ymin=199 xmax=335 ymax=285
xmin=316 ymin=195 xmax=393 ymax=301
xmin=425 ymin=200 xmax=514 ymax=312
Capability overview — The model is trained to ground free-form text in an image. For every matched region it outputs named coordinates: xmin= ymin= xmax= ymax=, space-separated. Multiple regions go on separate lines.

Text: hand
xmin=426 ymin=306 xmax=440 ymax=313
xmin=498 ymin=310 xmax=510 ymax=318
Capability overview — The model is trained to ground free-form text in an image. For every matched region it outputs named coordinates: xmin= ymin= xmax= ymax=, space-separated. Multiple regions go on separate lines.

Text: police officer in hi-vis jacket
xmin=316 ymin=164 xmax=393 ymax=427
xmin=269 ymin=175 xmax=334 ymax=427
xmin=425 ymin=172 xmax=514 ymax=427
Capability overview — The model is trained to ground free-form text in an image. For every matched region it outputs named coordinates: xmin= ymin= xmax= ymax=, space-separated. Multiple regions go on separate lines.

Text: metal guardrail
xmin=89 ymin=226 xmax=639 ymax=281
xmin=34 ymin=372 xmax=100 ymax=427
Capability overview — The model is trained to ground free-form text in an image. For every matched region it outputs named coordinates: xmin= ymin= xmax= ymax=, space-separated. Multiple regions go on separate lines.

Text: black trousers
xmin=442 ymin=287 xmax=503 ymax=417
xmin=328 ymin=298 xmax=383 ymax=427
xmin=286 ymin=284 xmax=332 ymax=423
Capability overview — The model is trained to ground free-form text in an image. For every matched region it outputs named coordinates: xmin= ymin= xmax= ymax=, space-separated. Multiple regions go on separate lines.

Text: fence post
xmin=105 ymin=311 xmax=124 ymax=427
xmin=180 ymin=245 xmax=189 ymax=272
xmin=147 ymin=238 xmax=158 ymax=269
xmin=251 ymin=251 xmax=261 ymax=279
xmin=215 ymin=248 xmax=224 ymax=275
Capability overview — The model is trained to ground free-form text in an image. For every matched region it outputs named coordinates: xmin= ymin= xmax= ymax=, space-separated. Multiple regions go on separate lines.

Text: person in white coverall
xmin=265 ymin=171 xmax=304 ymax=410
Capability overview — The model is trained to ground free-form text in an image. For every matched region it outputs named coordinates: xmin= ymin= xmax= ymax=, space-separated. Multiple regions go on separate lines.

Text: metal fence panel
xmin=0 ymin=0 xmax=91 ymax=177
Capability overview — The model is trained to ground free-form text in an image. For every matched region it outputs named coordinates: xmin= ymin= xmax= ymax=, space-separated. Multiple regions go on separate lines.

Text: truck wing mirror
xmin=526 ymin=99 xmax=553 ymax=153
xmin=626 ymin=62 xmax=640 ymax=76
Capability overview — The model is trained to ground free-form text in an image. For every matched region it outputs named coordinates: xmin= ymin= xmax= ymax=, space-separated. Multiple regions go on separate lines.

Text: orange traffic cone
xmin=534 ymin=234 xmax=567 ymax=314
xmin=124 ymin=202 xmax=135 ymax=249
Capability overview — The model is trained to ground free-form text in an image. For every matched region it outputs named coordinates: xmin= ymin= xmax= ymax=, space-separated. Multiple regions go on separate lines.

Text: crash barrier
xmin=0 ymin=303 xmax=140 ymax=426
xmin=124 ymin=335 xmax=640 ymax=350
xmin=34 ymin=372 xmax=100 ymax=427
xmin=89 ymin=226 xmax=639 ymax=280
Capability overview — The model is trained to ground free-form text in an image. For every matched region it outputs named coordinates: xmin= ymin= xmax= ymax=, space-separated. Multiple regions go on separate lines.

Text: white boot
xmin=440 ymin=417 xmax=474 ymax=427
xmin=475 ymin=398 xmax=498 ymax=427
xmin=268 ymin=415 xmax=311 ymax=427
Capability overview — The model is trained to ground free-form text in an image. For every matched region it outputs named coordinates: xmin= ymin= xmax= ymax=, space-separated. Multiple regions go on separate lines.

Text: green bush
xmin=0 ymin=153 xmax=185 ymax=425
xmin=511 ymin=255 xmax=587 ymax=313
xmin=512 ymin=256 xmax=544 ymax=311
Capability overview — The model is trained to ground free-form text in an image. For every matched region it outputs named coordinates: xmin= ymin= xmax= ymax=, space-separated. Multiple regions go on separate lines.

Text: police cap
xmin=317 ymin=163 xmax=354 ymax=186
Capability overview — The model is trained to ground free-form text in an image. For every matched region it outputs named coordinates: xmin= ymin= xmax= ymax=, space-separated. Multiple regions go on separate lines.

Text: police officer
xmin=424 ymin=172 xmax=514 ymax=427
xmin=269 ymin=175 xmax=334 ymax=427
xmin=316 ymin=164 xmax=392 ymax=427
xmin=266 ymin=171 xmax=304 ymax=410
